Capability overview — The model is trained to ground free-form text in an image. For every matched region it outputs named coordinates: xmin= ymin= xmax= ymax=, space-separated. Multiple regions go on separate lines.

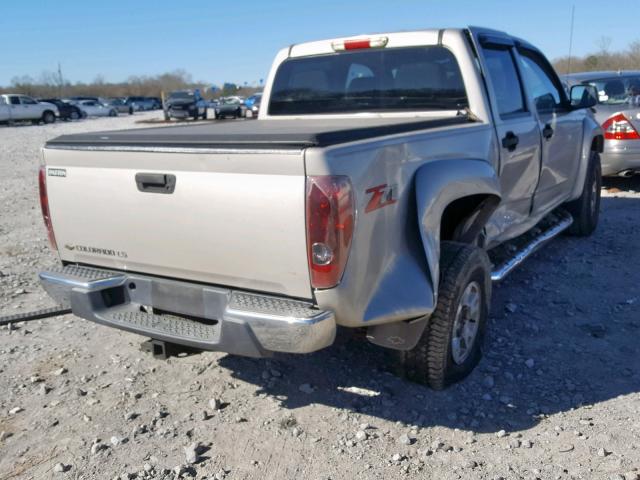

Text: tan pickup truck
xmin=38 ymin=27 xmax=602 ymax=389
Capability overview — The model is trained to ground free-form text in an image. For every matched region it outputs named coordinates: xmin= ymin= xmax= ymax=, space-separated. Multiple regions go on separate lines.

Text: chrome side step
xmin=490 ymin=210 xmax=573 ymax=282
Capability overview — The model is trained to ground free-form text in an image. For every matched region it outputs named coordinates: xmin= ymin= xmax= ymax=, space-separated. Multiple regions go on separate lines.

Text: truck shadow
xmin=218 ymin=195 xmax=640 ymax=435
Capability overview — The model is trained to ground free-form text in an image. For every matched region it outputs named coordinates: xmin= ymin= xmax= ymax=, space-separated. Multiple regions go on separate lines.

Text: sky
xmin=0 ymin=0 xmax=635 ymax=87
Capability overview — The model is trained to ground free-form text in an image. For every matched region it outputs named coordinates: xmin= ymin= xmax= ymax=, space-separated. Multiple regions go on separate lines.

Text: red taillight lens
xmin=306 ymin=176 xmax=354 ymax=289
xmin=38 ymin=166 xmax=57 ymax=250
xmin=602 ymin=113 xmax=640 ymax=140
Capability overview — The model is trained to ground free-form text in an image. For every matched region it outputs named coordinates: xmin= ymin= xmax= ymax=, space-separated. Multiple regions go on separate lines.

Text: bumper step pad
xmin=38 ymin=265 xmax=336 ymax=356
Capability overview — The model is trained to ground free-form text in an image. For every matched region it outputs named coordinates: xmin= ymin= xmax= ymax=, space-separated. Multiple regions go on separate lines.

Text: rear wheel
xmin=565 ymin=151 xmax=601 ymax=236
xmin=42 ymin=111 xmax=55 ymax=124
xmin=108 ymin=109 xmax=117 ymax=117
xmin=70 ymin=110 xmax=80 ymax=120
xmin=399 ymin=242 xmax=491 ymax=390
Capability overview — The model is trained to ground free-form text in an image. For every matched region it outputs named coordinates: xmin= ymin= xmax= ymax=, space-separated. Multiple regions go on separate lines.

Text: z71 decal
xmin=365 ymin=184 xmax=397 ymax=213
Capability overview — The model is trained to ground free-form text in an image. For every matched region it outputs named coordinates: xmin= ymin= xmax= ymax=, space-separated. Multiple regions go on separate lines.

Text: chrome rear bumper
xmin=39 ymin=265 xmax=335 ymax=357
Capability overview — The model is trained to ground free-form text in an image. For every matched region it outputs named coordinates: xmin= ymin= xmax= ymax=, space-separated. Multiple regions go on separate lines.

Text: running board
xmin=489 ymin=210 xmax=573 ymax=282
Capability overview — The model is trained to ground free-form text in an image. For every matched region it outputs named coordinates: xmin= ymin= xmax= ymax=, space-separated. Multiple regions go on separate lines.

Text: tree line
xmin=0 ymin=69 xmax=260 ymax=99
xmin=3 ymin=37 xmax=640 ymax=100
xmin=553 ymin=37 xmax=640 ymax=75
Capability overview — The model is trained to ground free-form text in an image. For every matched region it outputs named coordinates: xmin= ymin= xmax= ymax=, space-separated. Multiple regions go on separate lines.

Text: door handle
xmin=501 ymin=131 xmax=519 ymax=152
xmin=542 ymin=124 xmax=554 ymax=140
xmin=135 ymin=173 xmax=176 ymax=194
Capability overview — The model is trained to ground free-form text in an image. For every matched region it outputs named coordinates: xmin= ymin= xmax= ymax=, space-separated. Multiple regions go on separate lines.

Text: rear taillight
xmin=306 ymin=176 xmax=354 ymax=289
xmin=331 ymin=36 xmax=388 ymax=51
xmin=38 ymin=166 xmax=57 ymax=250
xmin=602 ymin=113 xmax=640 ymax=140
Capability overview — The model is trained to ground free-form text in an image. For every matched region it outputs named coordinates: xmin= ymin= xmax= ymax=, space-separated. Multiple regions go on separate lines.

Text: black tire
xmin=565 ymin=151 xmax=601 ymax=236
xmin=108 ymin=109 xmax=117 ymax=117
xmin=215 ymin=112 xmax=220 ymax=120
xmin=400 ymin=242 xmax=491 ymax=390
xmin=192 ymin=110 xmax=199 ymax=120
xmin=202 ymin=108 xmax=208 ymax=120
xmin=70 ymin=110 xmax=80 ymax=120
xmin=129 ymin=107 xmax=134 ymax=115
xmin=42 ymin=111 xmax=55 ymax=124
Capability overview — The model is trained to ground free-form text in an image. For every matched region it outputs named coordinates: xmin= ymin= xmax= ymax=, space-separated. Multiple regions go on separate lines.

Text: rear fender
xmin=415 ymin=159 xmax=501 ymax=298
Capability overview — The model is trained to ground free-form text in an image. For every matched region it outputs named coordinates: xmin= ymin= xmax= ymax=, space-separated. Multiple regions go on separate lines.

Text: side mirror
xmin=570 ymin=84 xmax=598 ymax=109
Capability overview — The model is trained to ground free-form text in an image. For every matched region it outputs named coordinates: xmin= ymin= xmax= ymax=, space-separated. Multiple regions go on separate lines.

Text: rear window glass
xmin=269 ymin=46 xmax=468 ymax=115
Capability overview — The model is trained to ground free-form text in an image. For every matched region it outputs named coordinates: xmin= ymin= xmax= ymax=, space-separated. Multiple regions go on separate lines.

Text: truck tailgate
xmin=42 ymin=147 xmax=312 ymax=299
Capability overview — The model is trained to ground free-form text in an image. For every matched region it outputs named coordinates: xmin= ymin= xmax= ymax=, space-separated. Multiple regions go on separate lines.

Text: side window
xmin=518 ymin=50 xmax=565 ymax=112
xmin=481 ymin=47 xmax=527 ymax=117
xmin=20 ymin=96 xmax=37 ymax=105
xmin=9 ymin=96 xmax=20 ymax=105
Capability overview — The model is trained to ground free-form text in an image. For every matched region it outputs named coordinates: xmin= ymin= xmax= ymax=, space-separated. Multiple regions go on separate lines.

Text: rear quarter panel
xmin=306 ymin=123 xmax=497 ymax=327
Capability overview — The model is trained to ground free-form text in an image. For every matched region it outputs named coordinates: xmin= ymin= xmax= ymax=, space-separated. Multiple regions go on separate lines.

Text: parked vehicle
xmin=148 ymin=97 xmax=163 ymax=110
xmin=164 ymin=90 xmax=208 ymax=120
xmin=0 ymin=94 xmax=59 ymax=124
xmin=105 ymin=98 xmax=134 ymax=115
xmin=124 ymin=96 xmax=155 ymax=111
xmin=77 ymin=100 xmax=118 ymax=117
xmin=565 ymin=70 xmax=640 ymax=176
xmin=244 ymin=93 xmax=262 ymax=118
xmin=214 ymin=97 xmax=244 ymax=119
xmin=39 ymin=98 xmax=84 ymax=121
xmin=38 ymin=27 xmax=602 ymax=389
xmin=70 ymin=96 xmax=101 ymax=103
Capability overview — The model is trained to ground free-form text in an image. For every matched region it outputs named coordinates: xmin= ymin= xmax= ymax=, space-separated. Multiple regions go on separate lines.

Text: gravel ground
xmin=1 ymin=114 xmax=639 ymax=480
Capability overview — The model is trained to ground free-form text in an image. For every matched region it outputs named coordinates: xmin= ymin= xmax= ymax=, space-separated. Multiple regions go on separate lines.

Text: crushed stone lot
xmin=1 ymin=114 xmax=639 ymax=480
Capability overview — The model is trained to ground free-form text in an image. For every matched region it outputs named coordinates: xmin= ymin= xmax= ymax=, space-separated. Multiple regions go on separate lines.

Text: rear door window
xmin=481 ymin=47 xmax=527 ymax=117
xmin=9 ymin=96 xmax=20 ymax=105
xmin=269 ymin=46 xmax=468 ymax=115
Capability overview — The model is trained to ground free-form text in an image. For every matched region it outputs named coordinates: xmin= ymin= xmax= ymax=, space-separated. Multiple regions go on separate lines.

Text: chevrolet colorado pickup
xmin=38 ymin=27 xmax=603 ymax=389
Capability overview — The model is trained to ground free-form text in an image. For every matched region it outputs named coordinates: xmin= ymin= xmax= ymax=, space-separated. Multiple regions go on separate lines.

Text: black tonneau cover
xmin=46 ymin=116 xmax=473 ymax=150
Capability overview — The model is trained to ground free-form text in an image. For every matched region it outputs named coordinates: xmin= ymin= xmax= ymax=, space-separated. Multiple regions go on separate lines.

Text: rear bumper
xmin=601 ymin=144 xmax=640 ymax=176
xmin=39 ymin=264 xmax=335 ymax=357
xmin=168 ymin=109 xmax=194 ymax=118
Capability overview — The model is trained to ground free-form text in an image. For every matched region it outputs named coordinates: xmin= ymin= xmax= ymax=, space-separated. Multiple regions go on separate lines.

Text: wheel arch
xmin=415 ymin=159 xmax=501 ymax=297
xmin=569 ymin=118 xmax=604 ymax=200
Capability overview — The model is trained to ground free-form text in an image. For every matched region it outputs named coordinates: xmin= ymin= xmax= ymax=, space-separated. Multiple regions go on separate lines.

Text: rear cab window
xmin=268 ymin=46 xmax=468 ymax=115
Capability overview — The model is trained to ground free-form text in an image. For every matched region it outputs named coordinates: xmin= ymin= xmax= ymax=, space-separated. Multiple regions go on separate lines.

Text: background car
xmin=39 ymin=98 xmax=84 ymax=120
xmin=124 ymin=96 xmax=155 ymax=111
xmin=0 ymin=94 xmax=59 ymax=124
xmin=244 ymin=93 xmax=262 ymax=118
xmin=105 ymin=98 xmax=134 ymax=115
xmin=148 ymin=97 xmax=162 ymax=110
xmin=77 ymin=99 xmax=118 ymax=117
xmin=164 ymin=90 xmax=208 ymax=120
xmin=214 ymin=97 xmax=244 ymax=119
xmin=565 ymin=70 xmax=640 ymax=176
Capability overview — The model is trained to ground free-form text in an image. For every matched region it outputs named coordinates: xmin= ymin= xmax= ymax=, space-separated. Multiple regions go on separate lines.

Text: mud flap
xmin=366 ymin=317 xmax=428 ymax=351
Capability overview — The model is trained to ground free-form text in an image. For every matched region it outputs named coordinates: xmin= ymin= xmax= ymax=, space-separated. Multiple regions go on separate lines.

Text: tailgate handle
xmin=135 ymin=173 xmax=176 ymax=194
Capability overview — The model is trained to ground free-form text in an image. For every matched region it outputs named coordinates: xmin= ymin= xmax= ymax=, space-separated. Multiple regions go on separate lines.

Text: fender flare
xmin=570 ymin=117 xmax=604 ymax=200
xmin=415 ymin=159 xmax=501 ymax=297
